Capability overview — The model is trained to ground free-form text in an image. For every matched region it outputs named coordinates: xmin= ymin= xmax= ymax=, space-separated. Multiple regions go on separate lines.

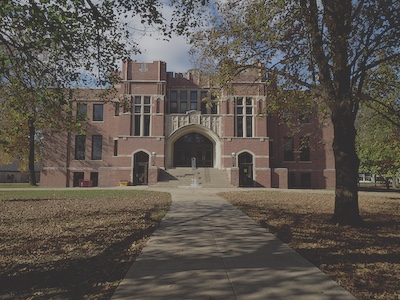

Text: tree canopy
xmin=190 ymin=0 xmax=400 ymax=224
xmin=0 ymin=0 xmax=198 ymax=184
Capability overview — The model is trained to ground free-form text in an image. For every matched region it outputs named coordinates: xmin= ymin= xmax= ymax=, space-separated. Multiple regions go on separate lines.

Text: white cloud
xmin=133 ymin=33 xmax=192 ymax=73
xmin=125 ymin=4 xmax=193 ymax=73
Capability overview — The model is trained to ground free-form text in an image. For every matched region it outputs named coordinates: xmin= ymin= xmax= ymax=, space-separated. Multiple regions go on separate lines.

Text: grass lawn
xmin=0 ymin=190 xmax=171 ymax=300
xmin=219 ymin=190 xmax=400 ymax=300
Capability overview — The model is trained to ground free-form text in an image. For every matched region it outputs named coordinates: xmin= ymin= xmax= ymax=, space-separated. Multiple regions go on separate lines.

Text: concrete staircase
xmin=155 ymin=167 xmax=234 ymax=188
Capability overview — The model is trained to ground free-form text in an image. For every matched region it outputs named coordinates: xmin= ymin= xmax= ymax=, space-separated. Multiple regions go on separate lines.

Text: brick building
xmin=40 ymin=60 xmax=335 ymax=188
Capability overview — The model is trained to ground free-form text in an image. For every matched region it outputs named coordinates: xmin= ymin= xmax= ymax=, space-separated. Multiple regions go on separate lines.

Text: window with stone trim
xmin=91 ymin=135 xmax=102 ymax=160
xmin=77 ymin=103 xmax=87 ymax=121
xmin=235 ymin=97 xmax=253 ymax=137
xmin=132 ymin=96 xmax=151 ymax=136
xmin=93 ymin=104 xmax=104 ymax=121
xmin=169 ymin=90 xmax=203 ymax=113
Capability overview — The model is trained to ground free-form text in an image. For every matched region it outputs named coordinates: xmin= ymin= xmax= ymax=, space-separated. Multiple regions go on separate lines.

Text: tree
xmin=0 ymin=59 xmax=80 ymax=185
xmin=356 ymin=63 xmax=400 ymax=189
xmin=189 ymin=0 xmax=400 ymax=225
xmin=0 ymin=0 xmax=195 ymax=185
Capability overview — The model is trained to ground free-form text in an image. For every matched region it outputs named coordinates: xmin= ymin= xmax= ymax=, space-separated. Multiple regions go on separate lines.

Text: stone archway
xmin=165 ymin=125 xmax=222 ymax=169
xmin=174 ymin=133 xmax=213 ymax=167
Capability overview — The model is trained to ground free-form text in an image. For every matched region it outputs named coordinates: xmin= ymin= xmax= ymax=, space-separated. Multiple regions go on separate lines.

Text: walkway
xmin=112 ymin=188 xmax=356 ymax=299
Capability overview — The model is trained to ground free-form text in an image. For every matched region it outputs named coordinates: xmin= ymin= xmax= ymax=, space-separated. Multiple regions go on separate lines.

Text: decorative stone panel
xmin=166 ymin=111 xmax=221 ymax=137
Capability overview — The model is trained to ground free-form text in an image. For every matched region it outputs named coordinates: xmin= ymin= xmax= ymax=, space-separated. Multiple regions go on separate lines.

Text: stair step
xmin=156 ymin=168 xmax=234 ymax=188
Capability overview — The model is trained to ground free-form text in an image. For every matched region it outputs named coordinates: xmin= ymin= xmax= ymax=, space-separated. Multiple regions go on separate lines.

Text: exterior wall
xmin=40 ymin=60 xmax=335 ymax=189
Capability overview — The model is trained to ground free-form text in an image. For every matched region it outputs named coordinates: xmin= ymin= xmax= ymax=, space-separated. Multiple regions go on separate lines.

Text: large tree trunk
xmin=28 ymin=116 xmax=37 ymax=186
xmin=331 ymin=111 xmax=362 ymax=225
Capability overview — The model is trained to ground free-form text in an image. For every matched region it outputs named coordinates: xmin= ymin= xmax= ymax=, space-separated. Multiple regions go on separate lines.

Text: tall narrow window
xmin=156 ymin=98 xmax=161 ymax=113
xmin=113 ymin=139 xmax=118 ymax=156
xmin=92 ymin=135 xmax=102 ymax=160
xmin=200 ymin=91 xmax=208 ymax=114
xmin=77 ymin=103 xmax=87 ymax=121
xmin=114 ymin=102 xmax=120 ymax=116
xmin=169 ymin=91 xmax=177 ymax=113
xmin=300 ymin=136 xmax=311 ymax=161
xmin=75 ymin=135 xmax=86 ymax=160
xmin=283 ymin=137 xmax=294 ymax=161
xmin=210 ymin=93 xmax=218 ymax=114
xmin=190 ymin=91 xmax=198 ymax=110
xmin=235 ymin=97 xmax=253 ymax=137
xmin=93 ymin=104 xmax=104 ymax=121
xmin=132 ymin=96 xmax=151 ymax=136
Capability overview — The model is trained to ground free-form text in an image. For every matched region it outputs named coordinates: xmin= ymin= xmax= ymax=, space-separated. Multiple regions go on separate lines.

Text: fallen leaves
xmin=0 ymin=190 xmax=171 ymax=299
xmin=220 ymin=190 xmax=400 ymax=300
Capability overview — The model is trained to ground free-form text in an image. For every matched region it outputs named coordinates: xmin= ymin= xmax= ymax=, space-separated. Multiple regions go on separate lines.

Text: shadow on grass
xmin=231 ymin=202 xmax=399 ymax=300
xmin=0 ymin=216 xmax=162 ymax=299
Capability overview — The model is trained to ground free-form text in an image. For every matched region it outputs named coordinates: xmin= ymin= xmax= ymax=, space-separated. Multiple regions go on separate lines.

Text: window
xmin=169 ymin=90 xmax=203 ymax=113
xmin=113 ymin=140 xmax=118 ymax=156
xmin=283 ymin=137 xmax=294 ymax=161
xmin=73 ymin=172 xmax=84 ymax=187
xmin=300 ymin=173 xmax=311 ymax=188
xmin=93 ymin=104 xmax=104 ymax=121
xmin=300 ymin=136 xmax=311 ymax=161
xmin=200 ymin=91 xmax=208 ymax=114
xmin=75 ymin=135 xmax=86 ymax=160
xmin=170 ymin=101 xmax=178 ymax=113
xmin=235 ymin=97 xmax=253 ymax=137
xmin=190 ymin=91 xmax=197 ymax=100
xmin=114 ymin=102 xmax=120 ymax=116
xmin=301 ymin=173 xmax=311 ymax=188
xmin=210 ymin=93 xmax=218 ymax=114
xmin=190 ymin=91 xmax=197 ymax=110
xmin=90 ymin=172 xmax=99 ymax=187
xmin=180 ymin=91 xmax=187 ymax=101
xmin=156 ymin=98 xmax=161 ymax=113
xmin=77 ymin=103 xmax=87 ymax=121
xmin=132 ymin=96 xmax=151 ymax=136
xmin=170 ymin=91 xmax=177 ymax=100
xmin=91 ymin=135 xmax=102 ymax=160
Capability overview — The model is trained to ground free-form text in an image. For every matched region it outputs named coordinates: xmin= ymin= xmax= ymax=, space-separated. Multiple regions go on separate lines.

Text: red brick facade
xmin=41 ymin=60 xmax=335 ymax=188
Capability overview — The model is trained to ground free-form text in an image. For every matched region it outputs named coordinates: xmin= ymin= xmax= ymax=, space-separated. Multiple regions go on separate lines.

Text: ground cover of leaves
xmin=219 ymin=190 xmax=400 ymax=300
xmin=0 ymin=190 xmax=171 ymax=300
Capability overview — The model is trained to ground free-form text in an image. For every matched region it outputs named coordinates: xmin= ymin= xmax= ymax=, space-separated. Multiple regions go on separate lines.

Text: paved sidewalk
xmin=112 ymin=188 xmax=356 ymax=300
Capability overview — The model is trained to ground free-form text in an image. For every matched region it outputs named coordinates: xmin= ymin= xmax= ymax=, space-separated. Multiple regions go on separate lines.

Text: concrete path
xmin=112 ymin=188 xmax=356 ymax=300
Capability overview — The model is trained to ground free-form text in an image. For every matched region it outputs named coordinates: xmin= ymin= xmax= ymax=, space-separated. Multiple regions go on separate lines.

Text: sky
xmin=128 ymin=4 xmax=195 ymax=74
xmin=132 ymin=33 xmax=193 ymax=73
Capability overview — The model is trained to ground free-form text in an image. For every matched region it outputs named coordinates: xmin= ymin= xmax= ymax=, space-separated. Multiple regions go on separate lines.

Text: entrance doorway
xmin=174 ymin=133 xmax=213 ymax=167
xmin=238 ymin=152 xmax=253 ymax=187
xmin=133 ymin=151 xmax=149 ymax=185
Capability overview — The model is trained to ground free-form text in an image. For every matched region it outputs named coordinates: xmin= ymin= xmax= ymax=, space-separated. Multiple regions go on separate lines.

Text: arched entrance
xmin=174 ymin=133 xmax=213 ymax=167
xmin=133 ymin=151 xmax=149 ymax=185
xmin=238 ymin=152 xmax=253 ymax=187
